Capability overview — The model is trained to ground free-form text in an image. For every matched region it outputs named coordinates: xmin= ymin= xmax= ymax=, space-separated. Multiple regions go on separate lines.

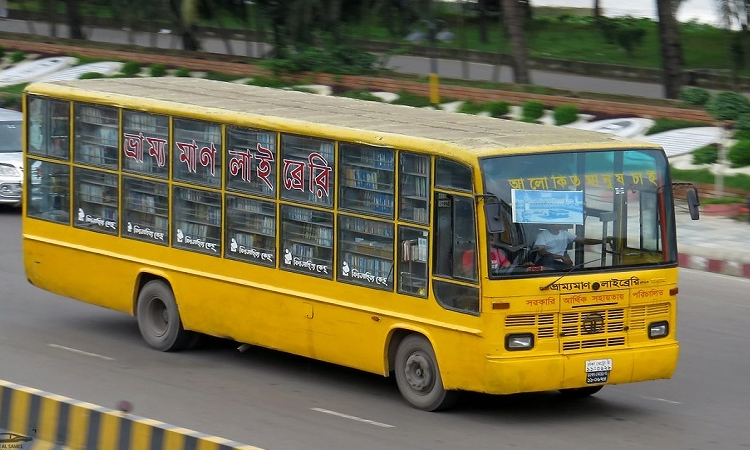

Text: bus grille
xmin=505 ymin=313 xmax=555 ymax=338
xmin=630 ymin=303 xmax=670 ymax=331
xmin=506 ymin=307 xmax=634 ymax=351
xmin=560 ymin=308 xmax=625 ymax=351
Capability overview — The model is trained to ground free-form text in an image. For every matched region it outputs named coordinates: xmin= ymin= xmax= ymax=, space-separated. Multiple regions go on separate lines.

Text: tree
xmin=501 ymin=0 xmax=530 ymax=84
xmin=656 ymin=0 xmax=684 ymax=98
xmin=715 ymin=0 xmax=750 ymax=81
xmin=65 ymin=0 xmax=85 ymax=40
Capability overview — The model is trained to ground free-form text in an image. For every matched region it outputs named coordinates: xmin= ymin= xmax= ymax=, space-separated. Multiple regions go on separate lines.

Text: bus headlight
xmin=505 ymin=333 xmax=534 ymax=351
xmin=648 ymin=321 xmax=669 ymax=339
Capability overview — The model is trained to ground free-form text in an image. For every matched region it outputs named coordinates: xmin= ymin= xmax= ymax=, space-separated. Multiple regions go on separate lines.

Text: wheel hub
xmin=404 ymin=352 xmax=434 ymax=393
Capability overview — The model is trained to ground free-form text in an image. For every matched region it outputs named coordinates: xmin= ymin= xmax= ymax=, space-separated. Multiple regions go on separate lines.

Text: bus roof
xmin=25 ymin=78 xmax=660 ymax=161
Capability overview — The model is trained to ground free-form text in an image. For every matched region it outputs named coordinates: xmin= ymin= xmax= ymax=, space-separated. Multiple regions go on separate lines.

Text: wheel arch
xmin=131 ymin=270 xmax=174 ymax=317
xmin=385 ymin=326 xmax=434 ymax=376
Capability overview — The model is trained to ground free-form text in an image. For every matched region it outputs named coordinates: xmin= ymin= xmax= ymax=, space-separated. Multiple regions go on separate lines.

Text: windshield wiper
xmin=539 ymin=256 xmax=604 ymax=291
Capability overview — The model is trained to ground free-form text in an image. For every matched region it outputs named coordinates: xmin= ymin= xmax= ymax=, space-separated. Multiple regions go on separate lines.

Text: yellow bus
xmin=22 ymin=78 xmax=699 ymax=411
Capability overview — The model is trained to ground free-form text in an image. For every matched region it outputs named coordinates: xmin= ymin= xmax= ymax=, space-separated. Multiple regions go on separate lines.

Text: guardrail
xmin=0 ymin=379 xmax=261 ymax=450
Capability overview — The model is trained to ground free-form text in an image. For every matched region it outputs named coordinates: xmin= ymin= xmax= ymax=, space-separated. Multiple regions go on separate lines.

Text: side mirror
xmin=484 ymin=202 xmax=505 ymax=233
xmin=687 ymin=187 xmax=700 ymax=220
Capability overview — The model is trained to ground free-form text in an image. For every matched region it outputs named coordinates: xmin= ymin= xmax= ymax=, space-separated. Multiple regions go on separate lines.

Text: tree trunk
xmin=656 ymin=0 xmax=684 ymax=99
xmin=478 ymin=0 xmax=488 ymax=44
xmin=65 ymin=0 xmax=85 ymax=40
xmin=593 ymin=0 xmax=601 ymax=19
xmin=501 ymin=0 xmax=530 ymax=84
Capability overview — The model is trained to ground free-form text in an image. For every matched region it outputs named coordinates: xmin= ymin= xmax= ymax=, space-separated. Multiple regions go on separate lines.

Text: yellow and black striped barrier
xmin=0 ymin=379 xmax=262 ymax=450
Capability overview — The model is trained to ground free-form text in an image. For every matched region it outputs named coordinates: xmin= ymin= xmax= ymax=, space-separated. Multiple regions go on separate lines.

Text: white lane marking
xmin=637 ymin=395 xmax=681 ymax=404
xmin=48 ymin=344 xmax=115 ymax=361
xmin=311 ymin=408 xmax=395 ymax=428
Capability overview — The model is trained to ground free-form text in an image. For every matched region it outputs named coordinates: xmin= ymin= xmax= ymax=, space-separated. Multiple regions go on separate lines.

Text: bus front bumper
xmin=478 ymin=342 xmax=679 ymax=395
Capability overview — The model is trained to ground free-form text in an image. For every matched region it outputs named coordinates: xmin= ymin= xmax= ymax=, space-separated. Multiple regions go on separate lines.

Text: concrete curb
xmin=678 ymin=253 xmax=750 ymax=278
xmin=0 ymin=379 xmax=262 ymax=450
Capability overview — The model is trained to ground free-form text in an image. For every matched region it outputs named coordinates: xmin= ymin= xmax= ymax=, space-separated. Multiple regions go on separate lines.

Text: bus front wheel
xmin=394 ymin=335 xmax=457 ymax=411
xmin=136 ymin=280 xmax=193 ymax=352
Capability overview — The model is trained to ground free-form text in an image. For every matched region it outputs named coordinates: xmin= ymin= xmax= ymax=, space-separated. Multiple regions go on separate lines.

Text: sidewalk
xmin=677 ymin=212 xmax=750 ymax=278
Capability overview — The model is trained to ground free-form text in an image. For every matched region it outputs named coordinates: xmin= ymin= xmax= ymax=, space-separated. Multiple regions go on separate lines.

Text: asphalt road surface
xmin=2 ymin=205 xmax=750 ymax=450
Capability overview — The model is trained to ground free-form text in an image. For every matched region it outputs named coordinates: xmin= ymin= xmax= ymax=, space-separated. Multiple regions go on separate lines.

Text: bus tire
xmin=136 ymin=280 xmax=193 ymax=352
xmin=558 ymin=386 xmax=603 ymax=398
xmin=394 ymin=335 xmax=457 ymax=411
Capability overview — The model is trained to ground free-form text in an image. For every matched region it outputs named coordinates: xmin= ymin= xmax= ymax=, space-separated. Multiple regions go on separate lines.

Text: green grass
xmin=204 ymin=71 xmax=246 ymax=82
xmin=671 ymin=168 xmax=750 ymax=192
xmin=0 ymin=83 xmax=28 ymax=95
xmin=645 ymin=118 xmax=713 ymax=135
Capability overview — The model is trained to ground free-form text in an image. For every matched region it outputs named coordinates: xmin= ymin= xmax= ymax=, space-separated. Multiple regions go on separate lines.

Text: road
xmin=0 ymin=18 xmax=666 ymax=98
xmin=2 ymin=204 xmax=750 ymax=450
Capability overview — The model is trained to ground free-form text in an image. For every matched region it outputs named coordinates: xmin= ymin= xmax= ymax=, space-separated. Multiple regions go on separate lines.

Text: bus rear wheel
xmin=394 ymin=335 xmax=457 ymax=411
xmin=558 ymin=386 xmax=604 ymax=398
xmin=136 ymin=280 xmax=193 ymax=352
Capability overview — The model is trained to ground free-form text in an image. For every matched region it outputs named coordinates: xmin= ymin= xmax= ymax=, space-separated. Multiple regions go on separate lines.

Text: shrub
xmin=79 ymin=72 xmax=104 ymax=79
xmin=148 ymin=64 xmax=167 ymax=77
xmin=458 ymin=101 xmax=484 ymax=115
xmin=679 ymin=86 xmax=711 ymax=106
xmin=734 ymin=112 xmax=750 ymax=133
xmin=727 ymin=140 xmax=750 ymax=168
xmin=521 ymin=101 xmax=545 ymax=121
xmin=485 ymin=101 xmax=510 ymax=118
xmin=553 ymin=105 xmax=579 ymax=125
xmin=707 ymin=91 xmax=750 ymax=121
xmin=596 ymin=17 xmax=647 ymax=57
xmin=245 ymin=76 xmax=293 ymax=88
xmin=0 ymin=95 xmax=22 ymax=109
xmin=0 ymin=46 xmax=4 ymax=59
xmin=735 ymin=130 xmax=750 ymax=140
xmin=205 ymin=71 xmax=245 ymax=82
xmin=259 ymin=44 xmax=377 ymax=76
xmin=691 ymin=145 xmax=718 ymax=165
xmin=121 ymin=61 xmax=142 ymax=76
xmin=339 ymin=90 xmax=382 ymax=102
xmin=174 ymin=68 xmax=192 ymax=77
xmin=392 ymin=90 xmax=432 ymax=108
xmin=10 ymin=51 xmax=25 ymax=63
xmin=645 ymin=117 xmax=710 ymax=135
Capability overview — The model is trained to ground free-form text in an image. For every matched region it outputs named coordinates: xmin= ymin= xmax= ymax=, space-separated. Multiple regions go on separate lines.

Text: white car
xmin=0 ymin=107 xmax=23 ymax=207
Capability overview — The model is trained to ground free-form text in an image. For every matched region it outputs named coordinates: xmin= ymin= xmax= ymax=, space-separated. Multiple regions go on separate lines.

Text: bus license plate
xmin=585 ymin=358 xmax=613 ymax=373
xmin=586 ymin=371 xmax=609 ymax=384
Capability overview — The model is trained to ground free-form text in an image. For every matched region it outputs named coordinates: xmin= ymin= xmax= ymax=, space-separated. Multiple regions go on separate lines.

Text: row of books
xmin=402 ymin=238 xmax=428 ymax=262
xmin=340 ymin=216 xmax=394 ymax=238
xmin=288 ymin=222 xmax=333 ymax=247
xmin=402 ymin=205 xmax=429 ymax=223
xmin=342 ymin=167 xmax=394 ymax=191
xmin=343 ymin=252 xmax=393 ymax=278
xmin=343 ymin=149 xmax=395 ymax=170
xmin=401 ymin=175 xmax=429 ymax=198
xmin=342 ymin=190 xmax=394 ymax=214
xmin=401 ymin=155 xmax=430 ymax=175
xmin=230 ymin=215 xmax=275 ymax=236
xmin=179 ymin=222 xmax=220 ymax=240
xmin=126 ymin=192 xmax=166 ymax=215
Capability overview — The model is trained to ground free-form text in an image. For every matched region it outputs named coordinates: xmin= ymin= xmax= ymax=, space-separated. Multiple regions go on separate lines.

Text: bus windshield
xmin=480 ymin=149 xmax=677 ymax=275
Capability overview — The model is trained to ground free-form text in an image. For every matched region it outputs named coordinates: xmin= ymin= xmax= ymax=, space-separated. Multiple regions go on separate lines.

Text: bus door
xmin=432 ymin=192 xmax=480 ymax=314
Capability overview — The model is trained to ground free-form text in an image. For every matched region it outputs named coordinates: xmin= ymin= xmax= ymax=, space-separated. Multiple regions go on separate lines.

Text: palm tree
xmin=501 ymin=0 xmax=530 ymax=84
xmin=656 ymin=0 xmax=684 ymax=98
